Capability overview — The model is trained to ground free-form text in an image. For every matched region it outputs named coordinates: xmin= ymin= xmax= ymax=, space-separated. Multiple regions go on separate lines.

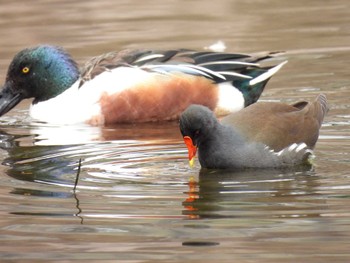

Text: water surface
xmin=0 ymin=1 xmax=349 ymax=262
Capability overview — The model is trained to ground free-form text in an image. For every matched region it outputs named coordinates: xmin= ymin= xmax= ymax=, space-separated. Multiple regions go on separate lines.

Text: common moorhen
xmin=179 ymin=94 xmax=328 ymax=169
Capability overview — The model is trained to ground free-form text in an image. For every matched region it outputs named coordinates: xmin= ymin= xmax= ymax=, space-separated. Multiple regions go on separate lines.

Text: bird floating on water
xmin=0 ymin=45 xmax=286 ymax=125
xmin=180 ymin=94 xmax=328 ymax=169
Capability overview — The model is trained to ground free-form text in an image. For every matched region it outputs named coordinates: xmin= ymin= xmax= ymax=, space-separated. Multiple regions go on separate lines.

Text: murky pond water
xmin=0 ymin=1 xmax=349 ymax=262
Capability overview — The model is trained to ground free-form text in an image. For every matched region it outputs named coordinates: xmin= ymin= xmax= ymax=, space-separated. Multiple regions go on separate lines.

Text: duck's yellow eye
xmin=22 ymin=67 xmax=30 ymax=74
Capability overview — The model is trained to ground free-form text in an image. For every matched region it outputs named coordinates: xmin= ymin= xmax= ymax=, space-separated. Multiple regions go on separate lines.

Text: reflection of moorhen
xmin=182 ymin=167 xmax=320 ymax=220
xmin=180 ymin=94 xmax=328 ymax=169
xmin=183 ymin=176 xmax=200 ymax=220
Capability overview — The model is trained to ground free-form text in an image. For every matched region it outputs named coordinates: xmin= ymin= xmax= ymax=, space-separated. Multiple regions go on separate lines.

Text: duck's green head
xmin=0 ymin=45 xmax=80 ymax=116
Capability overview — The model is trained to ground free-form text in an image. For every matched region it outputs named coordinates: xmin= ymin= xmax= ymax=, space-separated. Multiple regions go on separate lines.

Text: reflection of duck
xmin=0 ymin=127 xmax=84 ymax=188
xmin=0 ymin=121 xmax=183 ymax=186
xmin=0 ymin=127 xmax=83 ymax=225
xmin=0 ymin=131 xmax=77 ymax=184
xmin=0 ymin=120 xmax=183 ymax=146
xmin=0 ymin=132 xmax=83 ymax=221
xmin=0 ymin=45 xmax=285 ymax=125
xmin=180 ymin=94 xmax=328 ymax=169
xmin=182 ymin=167 xmax=322 ymax=220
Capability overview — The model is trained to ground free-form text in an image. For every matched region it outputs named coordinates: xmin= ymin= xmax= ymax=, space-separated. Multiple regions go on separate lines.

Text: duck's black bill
xmin=0 ymin=82 xmax=22 ymax=116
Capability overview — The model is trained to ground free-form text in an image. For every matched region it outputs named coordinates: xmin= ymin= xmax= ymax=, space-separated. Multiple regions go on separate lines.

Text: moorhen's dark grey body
xmin=179 ymin=94 xmax=328 ymax=169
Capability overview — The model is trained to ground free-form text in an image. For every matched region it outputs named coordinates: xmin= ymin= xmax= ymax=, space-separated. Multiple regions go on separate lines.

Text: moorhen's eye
xmin=194 ymin=130 xmax=200 ymax=136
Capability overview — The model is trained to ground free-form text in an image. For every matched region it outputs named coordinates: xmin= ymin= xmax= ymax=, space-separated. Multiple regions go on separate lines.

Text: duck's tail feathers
xmin=249 ymin=61 xmax=287 ymax=86
xmin=230 ymin=60 xmax=287 ymax=106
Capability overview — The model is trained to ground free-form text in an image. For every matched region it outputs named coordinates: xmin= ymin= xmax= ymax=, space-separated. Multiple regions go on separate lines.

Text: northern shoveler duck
xmin=180 ymin=94 xmax=328 ymax=169
xmin=0 ymin=45 xmax=287 ymax=125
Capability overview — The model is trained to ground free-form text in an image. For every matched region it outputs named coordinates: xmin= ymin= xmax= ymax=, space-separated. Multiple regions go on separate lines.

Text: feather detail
xmin=79 ymin=49 xmax=286 ymax=86
xmin=268 ymin=143 xmax=314 ymax=166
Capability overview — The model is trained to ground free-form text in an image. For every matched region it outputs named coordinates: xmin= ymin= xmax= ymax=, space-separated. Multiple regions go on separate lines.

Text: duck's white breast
xmin=30 ymin=67 xmax=154 ymax=125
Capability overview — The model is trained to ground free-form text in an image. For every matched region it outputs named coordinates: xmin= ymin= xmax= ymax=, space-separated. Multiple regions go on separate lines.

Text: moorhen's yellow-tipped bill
xmin=179 ymin=94 xmax=329 ymax=169
xmin=183 ymin=136 xmax=197 ymax=167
